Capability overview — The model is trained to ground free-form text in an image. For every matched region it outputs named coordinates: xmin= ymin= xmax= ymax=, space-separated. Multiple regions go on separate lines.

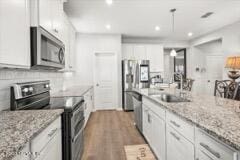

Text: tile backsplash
xmin=0 ymin=69 xmax=64 ymax=111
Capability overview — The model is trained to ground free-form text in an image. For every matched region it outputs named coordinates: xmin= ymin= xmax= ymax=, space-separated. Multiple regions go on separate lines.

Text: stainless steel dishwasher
xmin=132 ymin=92 xmax=142 ymax=133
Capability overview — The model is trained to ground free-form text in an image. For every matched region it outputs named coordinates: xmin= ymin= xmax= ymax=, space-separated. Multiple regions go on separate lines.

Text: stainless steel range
xmin=10 ymin=80 xmax=84 ymax=160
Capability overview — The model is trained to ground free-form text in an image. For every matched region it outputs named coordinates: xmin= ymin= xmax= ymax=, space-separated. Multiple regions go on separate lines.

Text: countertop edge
xmin=1 ymin=110 xmax=64 ymax=160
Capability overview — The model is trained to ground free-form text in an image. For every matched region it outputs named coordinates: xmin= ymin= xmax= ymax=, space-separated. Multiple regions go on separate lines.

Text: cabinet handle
xmin=48 ymin=128 xmax=58 ymax=137
xmin=170 ymin=131 xmax=180 ymax=141
xmin=200 ymin=142 xmax=221 ymax=159
xmin=170 ymin=120 xmax=180 ymax=128
xmin=148 ymin=113 xmax=151 ymax=123
xmin=53 ymin=28 xmax=59 ymax=33
xmin=200 ymin=150 xmax=214 ymax=160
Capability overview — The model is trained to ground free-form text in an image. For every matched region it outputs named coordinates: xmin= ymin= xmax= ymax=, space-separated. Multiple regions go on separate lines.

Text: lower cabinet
xmin=151 ymin=111 xmax=166 ymax=160
xmin=142 ymin=103 xmax=166 ymax=160
xmin=31 ymin=117 xmax=62 ymax=160
xmin=84 ymin=88 xmax=94 ymax=127
xmin=166 ymin=125 xmax=194 ymax=160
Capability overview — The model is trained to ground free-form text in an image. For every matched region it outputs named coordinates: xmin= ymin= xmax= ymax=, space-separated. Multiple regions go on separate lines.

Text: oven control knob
xmin=22 ymin=88 xmax=29 ymax=93
xmin=29 ymin=87 xmax=33 ymax=92
xmin=44 ymin=84 xmax=50 ymax=89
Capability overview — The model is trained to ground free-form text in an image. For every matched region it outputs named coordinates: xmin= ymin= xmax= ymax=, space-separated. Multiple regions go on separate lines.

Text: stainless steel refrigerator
xmin=122 ymin=60 xmax=150 ymax=111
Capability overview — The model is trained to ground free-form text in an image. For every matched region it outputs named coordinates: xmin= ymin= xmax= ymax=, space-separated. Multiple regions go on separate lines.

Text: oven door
xmin=71 ymin=118 xmax=84 ymax=160
xmin=31 ymin=27 xmax=65 ymax=69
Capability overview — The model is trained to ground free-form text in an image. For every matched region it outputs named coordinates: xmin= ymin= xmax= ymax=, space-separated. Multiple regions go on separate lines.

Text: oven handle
xmin=72 ymin=123 xmax=84 ymax=143
xmin=72 ymin=103 xmax=84 ymax=118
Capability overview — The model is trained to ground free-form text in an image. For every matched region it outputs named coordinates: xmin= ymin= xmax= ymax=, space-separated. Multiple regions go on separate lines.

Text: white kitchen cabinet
xmin=31 ymin=0 xmax=64 ymax=41
xmin=195 ymin=128 xmax=238 ymax=160
xmin=142 ymin=102 xmax=166 ymax=160
xmin=38 ymin=0 xmax=52 ymax=33
xmin=122 ymin=44 xmax=164 ymax=72
xmin=142 ymin=104 xmax=151 ymax=142
xmin=150 ymin=111 xmax=166 ymax=160
xmin=166 ymin=125 xmax=194 ymax=160
xmin=68 ymin=22 xmax=77 ymax=70
xmin=60 ymin=13 xmax=76 ymax=71
xmin=146 ymin=45 xmax=164 ymax=72
xmin=134 ymin=45 xmax=147 ymax=60
xmin=84 ymin=88 xmax=94 ymax=127
xmin=0 ymin=0 xmax=30 ymax=69
xmin=122 ymin=44 xmax=134 ymax=60
xmin=31 ymin=117 xmax=62 ymax=160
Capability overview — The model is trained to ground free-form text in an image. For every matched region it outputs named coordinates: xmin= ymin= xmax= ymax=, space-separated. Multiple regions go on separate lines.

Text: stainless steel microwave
xmin=30 ymin=27 xmax=65 ymax=70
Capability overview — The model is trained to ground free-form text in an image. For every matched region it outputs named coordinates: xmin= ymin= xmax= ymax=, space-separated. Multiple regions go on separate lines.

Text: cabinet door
xmin=68 ymin=24 xmax=76 ymax=70
xmin=51 ymin=0 xmax=63 ymax=40
xmin=35 ymin=130 xmax=62 ymax=160
xmin=151 ymin=112 xmax=166 ymax=160
xmin=166 ymin=125 xmax=194 ymax=160
xmin=142 ymin=105 xmax=151 ymax=142
xmin=39 ymin=0 xmax=52 ymax=33
xmin=122 ymin=44 xmax=134 ymax=60
xmin=0 ymin=0 xmax=30 ymax=68
xmin=134 ymin=45 xmax=147 ymax=60
xmin=146 ymin=45 xmax=164 ymax=72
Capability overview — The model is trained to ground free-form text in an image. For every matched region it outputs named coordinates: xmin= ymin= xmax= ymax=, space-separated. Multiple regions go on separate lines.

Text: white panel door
xmin=94 ymin=53 xmax=117 ymax=110
xmin=205 ymin=55 xmax=224 ymax=95
xmin=134 ymin=45 xmax=147 ymax=60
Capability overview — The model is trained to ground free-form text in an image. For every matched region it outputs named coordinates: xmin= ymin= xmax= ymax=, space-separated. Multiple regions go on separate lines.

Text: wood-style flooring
xmin=81 ymin=110 xmax=146 ymax=160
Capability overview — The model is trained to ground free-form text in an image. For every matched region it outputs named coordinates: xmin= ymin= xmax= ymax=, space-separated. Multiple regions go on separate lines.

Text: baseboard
xmin=116 ymin=108 xmax=123 ymax=111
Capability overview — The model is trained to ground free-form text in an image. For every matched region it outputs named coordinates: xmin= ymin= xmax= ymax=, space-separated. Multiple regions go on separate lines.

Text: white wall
xmin=188 ymin=21 xmax=240 ymax=94
xmin=70 ymin=34 xmax=122 ymax=108
xmin=190 ymin=21 xmax=240 ymax=79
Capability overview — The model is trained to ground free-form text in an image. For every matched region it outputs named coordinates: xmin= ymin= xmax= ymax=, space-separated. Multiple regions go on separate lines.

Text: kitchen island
xmin=133 ymin=88 xmax=240 ymax=160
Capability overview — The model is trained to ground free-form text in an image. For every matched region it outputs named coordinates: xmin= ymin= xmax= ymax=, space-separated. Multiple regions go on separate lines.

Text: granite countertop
xmin=133 ymin=88 xmax=240 ymax=151
xmin=0 ymin=109 xmax=63 ymax=160
xmin=51 ymin=85 xmax=93 ymax=97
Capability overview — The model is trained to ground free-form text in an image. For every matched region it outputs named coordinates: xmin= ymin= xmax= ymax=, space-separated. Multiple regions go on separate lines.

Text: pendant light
xmin=170 ymin=8 xmax=177 ymax=57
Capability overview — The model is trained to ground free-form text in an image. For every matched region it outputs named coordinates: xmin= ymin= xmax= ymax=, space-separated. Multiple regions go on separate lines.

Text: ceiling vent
xmin=201 ymin=12 xmax=214 ymax=18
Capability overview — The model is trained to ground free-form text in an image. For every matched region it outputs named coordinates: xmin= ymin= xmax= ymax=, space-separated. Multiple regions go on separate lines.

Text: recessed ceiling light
xmin=106 ymin=24 xmax=111 ymax=30
xmin=155 ymin=26 xmax=160 ymax=31
xmin=188 ymin=32 xmax=193 ymax=37
xmin=106 ymin=0 xmax=113 ymax=5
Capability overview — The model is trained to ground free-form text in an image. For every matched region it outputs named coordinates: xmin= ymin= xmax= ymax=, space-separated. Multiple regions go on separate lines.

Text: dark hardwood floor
xmin=81 ymin=110 xmax=146 ymax=160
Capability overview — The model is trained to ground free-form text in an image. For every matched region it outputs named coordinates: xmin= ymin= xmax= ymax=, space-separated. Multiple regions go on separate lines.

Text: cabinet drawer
xmin=166 ymin=125 xmax=194 ymax=160
xmin=143 ymin=97 xmax=165 ymax=120
xmin=166 ymin=111 xmax=194 ymax=143
xmin=196 ymin=129 xmax=238 ymax=160
xmin=31 ymin=117 xmax=61 ymax=158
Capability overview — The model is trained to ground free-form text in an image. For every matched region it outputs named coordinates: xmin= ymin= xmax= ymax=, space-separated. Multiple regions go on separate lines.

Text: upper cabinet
xmin=61 ymin=13 xmax=76 ymax=71
xmin=146 ymin=45 xmax=164 ymax=73
xmin=31 ymin=0 xmax=64 ymax=41
xmin=122 ymin=44 xmax=164 ymax=73
xmin=0 ymin=0 xmax=31 ymax=69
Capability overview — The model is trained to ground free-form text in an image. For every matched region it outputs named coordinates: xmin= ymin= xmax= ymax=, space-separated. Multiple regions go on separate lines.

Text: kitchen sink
xmin=151 ymin=93 xmax=191 ymax=103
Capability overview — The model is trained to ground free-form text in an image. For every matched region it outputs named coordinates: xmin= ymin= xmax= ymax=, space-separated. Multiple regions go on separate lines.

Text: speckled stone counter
xmin=0 ymin=109 xmax=63 ymax=160
xmin=133 ymin=88 xmax=240 ymax=151
xmin=51 ymin=85 xmax=93 ymax=97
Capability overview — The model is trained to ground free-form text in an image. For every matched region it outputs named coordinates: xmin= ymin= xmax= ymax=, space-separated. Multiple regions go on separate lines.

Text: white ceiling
xmin=64 ymin=0 xmax=240 ymax=41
